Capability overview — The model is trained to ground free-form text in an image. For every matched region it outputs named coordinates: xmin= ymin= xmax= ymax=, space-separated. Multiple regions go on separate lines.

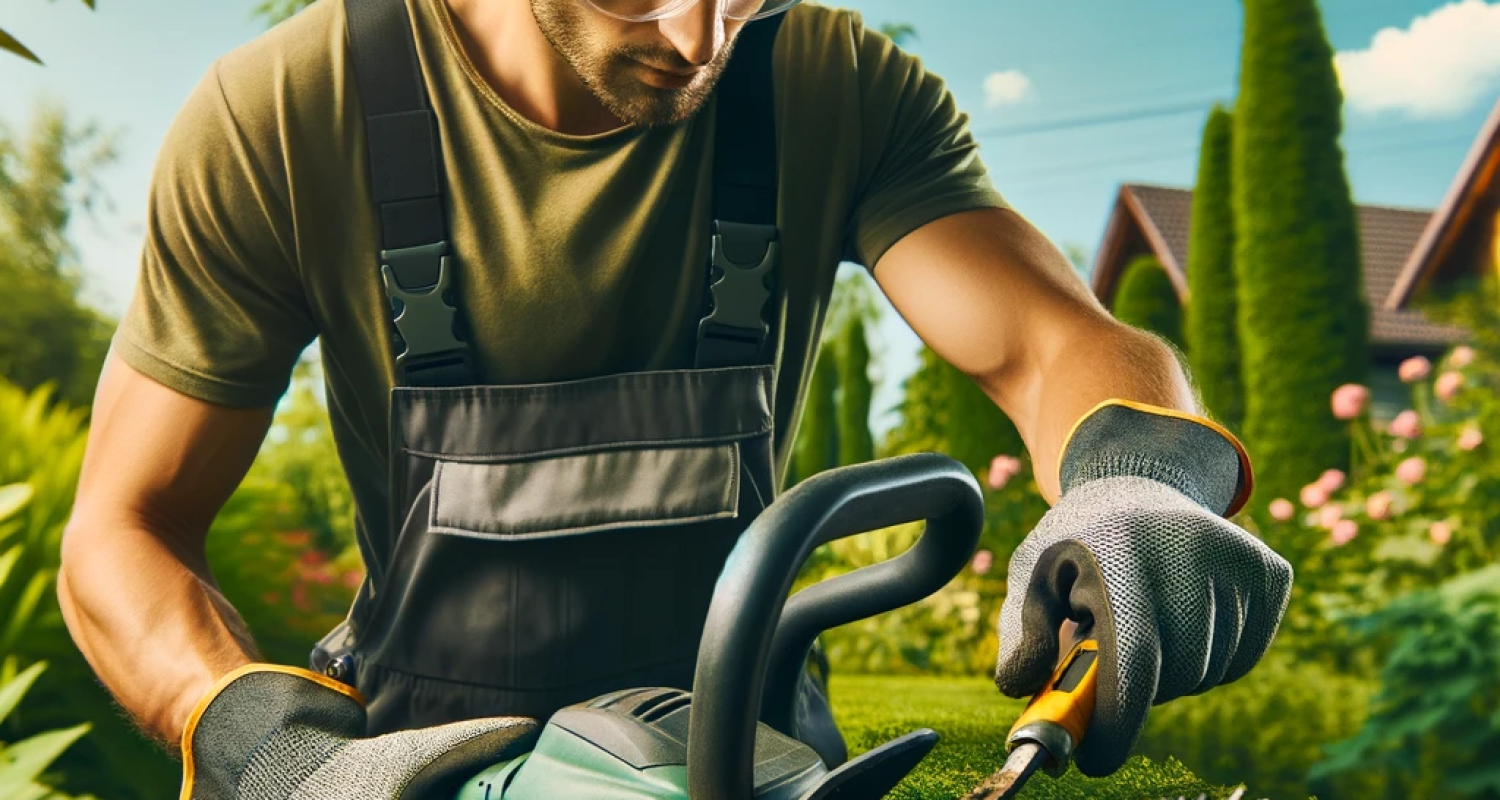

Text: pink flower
xmin=1318 ymin=504 xmax=1344 ymax=530
xmin=1388 ymin=410 xmax=1422 ymax=439
xmin=1435 ymin=371 xmax=1465 ymax=402
xmin=1331 ymin=384 xmax=1370 ymax=420
xmin=299 ymin=550 xmax=328 ymax=568
xmin=971 ymin=550 xmax=993 ymax=576
xmin=1330 ymin=519 xmax=1358 ymax=546
xmin=1300 ymin=483 xmax=1329 ymax=508
xmin=987 ymin=455 xmax=1023 ymax=490
xmin=343 ymin=570 xmax=364 ymax=589
xmin=1398 ymin=356 xmax=1431 ymax=383
xmin=1448 ymin=346 xmax=1475 ymax=368
xmin=1395 ymin=456 xmax=1427 ymax=485
xmin=1428 ymin=521 xmax=1452 ymax=545
xmin=1458 ymin=426 xmax=1484 ymax=451
xmin=1268 ymin=498 xmax=1296 ymax=521
xmin=1365 ymin=491 xmax=1392 ymax=521
xmin=1317 ymin=469 xmax=1346 ymax=493
xmin=279 ymin=531 xmax=311 ymax=547
xmin=292 ymin=583 xmax=311 ymax=612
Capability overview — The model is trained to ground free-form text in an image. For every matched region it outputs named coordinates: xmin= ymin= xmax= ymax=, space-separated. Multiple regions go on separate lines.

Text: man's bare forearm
xmin=981 ymin=321 xmax=1200 ymax=503
xmin=58 ymin=519 xmax=259 ymax=756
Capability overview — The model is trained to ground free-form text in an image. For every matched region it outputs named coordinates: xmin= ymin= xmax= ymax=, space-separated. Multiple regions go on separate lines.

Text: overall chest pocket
xmin=428 ymin=441 xmax=743 ymax=540
xmin=352 ymin=365 xmax=777 ymax=729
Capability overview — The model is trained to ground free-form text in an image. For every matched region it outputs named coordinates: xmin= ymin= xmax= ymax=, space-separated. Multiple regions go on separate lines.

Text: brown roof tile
xmin=1118 ymin=184 xmax=1467 ymax=349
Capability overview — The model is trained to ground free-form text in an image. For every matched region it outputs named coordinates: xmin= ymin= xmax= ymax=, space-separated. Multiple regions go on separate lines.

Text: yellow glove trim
xmin=1057 ymin=398 xmax=1254 ymax=518
xmin=179 ymin=663 xmax=366 ymax=800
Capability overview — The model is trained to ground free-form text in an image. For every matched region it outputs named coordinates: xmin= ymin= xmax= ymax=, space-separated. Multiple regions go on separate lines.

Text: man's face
xmin=531 ymin=0 xmax=741 ymax=127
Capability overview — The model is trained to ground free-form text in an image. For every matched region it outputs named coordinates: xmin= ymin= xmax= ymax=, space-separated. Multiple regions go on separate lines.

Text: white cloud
xmin=983 ymin=70 xmax=1033 ymax=110
xmin=1334 ymin=0 xmax=1500 ymax=118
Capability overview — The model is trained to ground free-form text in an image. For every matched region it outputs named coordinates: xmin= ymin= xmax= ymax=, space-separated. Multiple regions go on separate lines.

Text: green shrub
xmin=1113 ymin=254 xmax=1185 ymax=350
xmin=880 ymin=345 xmax=1024 ymax=478
xmin=836 ymin=315 xmax=876 ymax=467
xmin=800 ymin=451 xmax=1046 ymax=677
xmin=1233 ymin=0 xmax=1368 ymax=505
xmin=1309 ymin=565 xmax=1500 ymax=798
xmin=0 ymin=378 xmax=360 ymax=800
xmin=1186 ymin=104 xmax=1245 ymax=434
xmin=0 ymin=659 xmax=96 ymax=800
xmin=1252 ymin=308 xmax=1500 ymax=667
xmin=791 ymin=339 xmax=841 ymax=487
xmin=1138 ymin=649 xmax=1395 ymax=800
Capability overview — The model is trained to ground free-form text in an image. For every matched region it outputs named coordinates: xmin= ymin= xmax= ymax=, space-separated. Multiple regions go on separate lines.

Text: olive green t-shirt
xmin=115 ymin=0 xmax=1005 ymax=562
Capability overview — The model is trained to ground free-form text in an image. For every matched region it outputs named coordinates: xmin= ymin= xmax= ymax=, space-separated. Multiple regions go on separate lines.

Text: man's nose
xmin=658 ymin=0 xmax=724 ymax=68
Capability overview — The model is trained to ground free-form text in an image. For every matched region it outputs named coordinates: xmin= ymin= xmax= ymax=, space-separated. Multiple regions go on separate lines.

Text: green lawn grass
xmin=829 ymin=674 xmax=1243 ymax=800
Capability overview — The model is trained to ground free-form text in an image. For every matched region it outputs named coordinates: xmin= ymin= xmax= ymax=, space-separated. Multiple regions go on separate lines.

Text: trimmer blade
xmin=962 ymin=742 xmax=1046 ymax=800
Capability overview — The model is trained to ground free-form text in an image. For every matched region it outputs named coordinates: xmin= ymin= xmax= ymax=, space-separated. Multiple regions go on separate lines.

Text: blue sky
xmin=2 ymin=0 xmax=1498 ymax=433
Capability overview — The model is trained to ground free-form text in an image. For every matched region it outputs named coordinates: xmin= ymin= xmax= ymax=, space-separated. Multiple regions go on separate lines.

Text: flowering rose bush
xmin=1254 ymin=337 xmax=1500 ymax=667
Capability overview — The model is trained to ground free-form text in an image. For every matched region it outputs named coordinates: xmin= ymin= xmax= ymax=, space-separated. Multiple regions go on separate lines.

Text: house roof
xmin=1091 ymin=183 xmax=1467 ymax=349
xmin=1385 ymin=97 xmax=1500 ymax=310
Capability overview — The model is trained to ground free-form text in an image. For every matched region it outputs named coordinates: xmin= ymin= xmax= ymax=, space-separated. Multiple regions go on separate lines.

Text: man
xmin=57 ymin=0 xmax=1293 ymax=796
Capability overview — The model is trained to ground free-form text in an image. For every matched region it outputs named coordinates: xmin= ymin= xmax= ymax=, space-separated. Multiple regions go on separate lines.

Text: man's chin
xmin=600 ymin=83 xmax=710 ymax=127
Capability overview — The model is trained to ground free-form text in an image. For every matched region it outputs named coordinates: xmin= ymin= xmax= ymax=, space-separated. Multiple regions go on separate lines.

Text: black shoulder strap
xmin=346 ymin=0 xmax=784 ymax=381
xmin=346 ymin=0 xmax=476 ymax=387
xmin=694 ymin=13 xmax=785 ymax=369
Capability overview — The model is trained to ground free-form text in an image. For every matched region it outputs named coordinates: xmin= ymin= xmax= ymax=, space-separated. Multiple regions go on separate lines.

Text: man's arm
xmin=58 ymin=350 xmax=274 ymax=755
xmin=870 ymin=206 xmax=1199 ymax=502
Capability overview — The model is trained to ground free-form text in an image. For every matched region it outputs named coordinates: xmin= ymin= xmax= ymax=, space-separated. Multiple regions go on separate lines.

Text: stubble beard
xmin=531 ymin=0 xmax=736 ymax=127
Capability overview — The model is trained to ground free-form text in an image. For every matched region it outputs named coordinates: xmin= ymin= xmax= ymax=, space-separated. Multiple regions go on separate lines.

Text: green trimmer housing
xmin=451 ymin=452 xmax=986 ymax=800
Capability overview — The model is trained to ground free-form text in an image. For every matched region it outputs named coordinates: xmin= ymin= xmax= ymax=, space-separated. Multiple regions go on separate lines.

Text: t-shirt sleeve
xmin=113 ymin=61 xmax=317 ymax=408
xmin=842 ymin=12 xmax=1008 ymax=269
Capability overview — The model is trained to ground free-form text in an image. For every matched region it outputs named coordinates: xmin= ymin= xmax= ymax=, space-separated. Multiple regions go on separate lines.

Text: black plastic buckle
xmin=379 ymin=241 xmax=472 ymax=384
xmin=697 ymin=220 xmax=777 ymax=357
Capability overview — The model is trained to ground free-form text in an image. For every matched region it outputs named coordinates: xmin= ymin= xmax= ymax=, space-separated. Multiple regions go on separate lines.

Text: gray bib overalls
xmin=309 ymin=0 xmax=848 ymax=769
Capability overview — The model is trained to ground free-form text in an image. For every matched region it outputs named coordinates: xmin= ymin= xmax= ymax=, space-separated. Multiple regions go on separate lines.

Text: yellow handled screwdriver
xmin=964 ymin=637 xmax=1100 ymax=800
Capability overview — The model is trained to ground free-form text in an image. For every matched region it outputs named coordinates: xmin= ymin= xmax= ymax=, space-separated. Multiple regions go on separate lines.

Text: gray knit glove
xmin=994 ymin=401 xmax=1292 ymax=777
xmin=180 ymin=665 xmax=539 ymax=800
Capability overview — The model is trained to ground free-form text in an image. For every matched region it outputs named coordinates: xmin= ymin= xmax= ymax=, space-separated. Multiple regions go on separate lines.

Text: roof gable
xmin=1387 ymin=97 xmax=1500 ymax=309
xmin=1092 ymin=183 xmax=1464 ymax=349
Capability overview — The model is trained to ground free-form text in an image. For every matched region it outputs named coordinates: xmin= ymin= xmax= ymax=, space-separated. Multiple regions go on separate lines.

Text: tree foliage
xmin=1186 ymin=104 xmax=1245 ymax=434
xmin=243 ymin=355 xmax=358 ymax=556
xmin=1112 ymin=254 xmax=1185 ymax=351
xmin=877 ymin=23 xmax=918 ymax=47
xmin=881 ymin=346 xmax=1023 ymax=476
xmin=0 ymin=101 xmax=119 ymax=410
xmin=250 ymin=0 xmax=315 ymax=28
xmin=836 ymin=316 xmax=875 ymax=467
xmin=1 ymin=0 xmax=95 ymax=65
xmin=791 ymin=339 xmax=840 ymax=486
xmin=1233 ymin=0 xmax=1368 ymax=505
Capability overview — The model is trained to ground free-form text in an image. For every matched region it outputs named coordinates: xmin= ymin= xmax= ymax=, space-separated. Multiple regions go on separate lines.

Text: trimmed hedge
xmin=791 ymin=339 xmax=841 ymax=486
xmin=1233 ymin=0 xmax=1368 ymax=505
xmin=1113 ymin=254 xmax=1186 ymax=350
xmin=837 ymin=316 xmax=876 ymax=466
xmin=1186 ymin=104 xmax=1246 ymax=434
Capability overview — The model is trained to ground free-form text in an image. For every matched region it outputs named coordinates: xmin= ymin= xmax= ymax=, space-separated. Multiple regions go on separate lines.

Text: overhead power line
xmin=999 ymin=133 xmax=1480 ymax=198
xmin=971 ymin=98 xmax=1222 ymax=139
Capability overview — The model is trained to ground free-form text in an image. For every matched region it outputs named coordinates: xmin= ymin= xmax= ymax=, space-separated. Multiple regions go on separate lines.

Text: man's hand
xmin=993 ymin=401 xmax=1293 ymax=776
xmin=872 ymin=206 xmax=1290 ymax=774
xmin=181 ymin=665 xmax=538 ymax=799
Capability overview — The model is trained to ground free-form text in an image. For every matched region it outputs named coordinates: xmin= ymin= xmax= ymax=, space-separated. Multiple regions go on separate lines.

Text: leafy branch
xmin=1 ymin=0 xmax=96 ymax=65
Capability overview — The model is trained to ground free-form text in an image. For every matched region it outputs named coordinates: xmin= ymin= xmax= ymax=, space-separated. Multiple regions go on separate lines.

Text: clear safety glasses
xmin=579 ymin=0 xmax=803 ymax=23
